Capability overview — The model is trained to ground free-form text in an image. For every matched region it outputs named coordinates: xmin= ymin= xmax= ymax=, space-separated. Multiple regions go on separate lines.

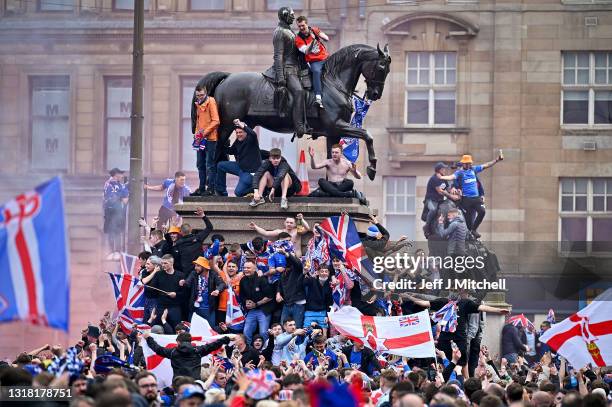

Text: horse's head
xmin=363 ymin=44 xmax=391 ymax=101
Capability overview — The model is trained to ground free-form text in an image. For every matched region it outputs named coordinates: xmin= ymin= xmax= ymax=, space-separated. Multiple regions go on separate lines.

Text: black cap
xmin=434 ymin=162 xmax=448 ymax=172
xmin=87 ymin=325 xmax=100 ymax=338
xmin=109 ymin=168 xmax=124 ymax=176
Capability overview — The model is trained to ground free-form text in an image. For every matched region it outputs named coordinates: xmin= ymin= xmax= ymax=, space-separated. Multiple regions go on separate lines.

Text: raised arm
xmin=248 ymin=222 xmax=281 ymax=238
xmin=480 ymin=156 xmax=502 ymax=170
xmin=348 ymin=162 xmax=362 ymax=179
xmin=477 ymin=304 xmax=509 ymax=315
xmin=144 ymin=184 xmax=164 ymax=191
xmin=308 ymin=147 xmax=328 ymax=170
xmin=144 ymin=334 xmax=173 ymax=359
xmin=194 ymin=208 xmax=214 ymax=242
xmin=402 ymin=294 xmax=431 ymax=308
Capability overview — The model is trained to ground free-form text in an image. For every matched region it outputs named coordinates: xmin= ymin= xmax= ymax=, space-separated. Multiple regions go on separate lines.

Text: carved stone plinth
xmin=175 ymin=196 xmax=372 ymax=249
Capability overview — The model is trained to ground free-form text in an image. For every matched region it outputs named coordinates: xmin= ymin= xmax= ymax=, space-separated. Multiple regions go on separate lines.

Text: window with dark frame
xmin=38 ymin=0 xmax=74 ymax=11
xmin=113 ymin=0 xmax=150 ymax=10
xmin=181 ymin=78 xmax=199 ymax=171
xmin=190 ymin=0 xmax=225 ymax=10
xmin=105 ymin=77 xmax=133 ymax=171
xmin=405 ymin=52 xmax=456 ymax=126
xmin=384 ymin=176 xmax=416 ymax=240
xmin=30 ymin=76 xmax=71 ymax=170
xmin=266 ymin=0 xmax=303 ymax=10
xmin=562 ymin=51 xmax=612 ymax=126
xmin=559 ymin=178 xmax=612 ymax=254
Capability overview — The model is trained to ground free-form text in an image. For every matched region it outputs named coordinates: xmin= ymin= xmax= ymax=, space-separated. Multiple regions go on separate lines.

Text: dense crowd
xmin=2 ymin=206 xmax=612 ymax=407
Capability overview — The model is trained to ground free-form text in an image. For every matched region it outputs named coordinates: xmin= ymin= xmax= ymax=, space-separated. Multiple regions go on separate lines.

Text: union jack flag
xmin=246 ymin=369 xmax=276 ymax=400
xmin=212 ymin=355 xmax=235 ymax=371
xmin=108 ymin=273 xmax=145 ymax=333
xmin=118 ymin=252 xmax=140 ymax=277
xmin=319 ymin=214 xmax=375 ymax=283
xmin=226 ymin=286 xmax=245 ymax=329
xmin=399 ymin=315 xmax=420 ymax=327
xmin=432 ymin=301 xmax=458 ymax=333
xmin=508 ymin=313 xmax=536 ymax=332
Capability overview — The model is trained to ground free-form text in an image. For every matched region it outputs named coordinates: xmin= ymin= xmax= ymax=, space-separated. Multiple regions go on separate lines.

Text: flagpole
xmin=126 ymin=0 xmax=144 ymax=255
xmin=143 ymin=285 xmax=171 ymax=296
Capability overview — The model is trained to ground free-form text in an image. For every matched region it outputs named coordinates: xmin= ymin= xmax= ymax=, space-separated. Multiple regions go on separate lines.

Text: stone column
xmin=481 ymin=292 xmax=511 ymax=359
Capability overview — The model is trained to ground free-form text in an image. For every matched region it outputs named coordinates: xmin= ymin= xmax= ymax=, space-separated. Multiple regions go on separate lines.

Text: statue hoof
xmin=367 ymin=166 xmax=376 ymax=180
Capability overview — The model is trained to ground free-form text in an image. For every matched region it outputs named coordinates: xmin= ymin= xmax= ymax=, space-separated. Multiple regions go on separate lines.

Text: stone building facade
xmin=1 ymin=0 xmax=611 ymax=355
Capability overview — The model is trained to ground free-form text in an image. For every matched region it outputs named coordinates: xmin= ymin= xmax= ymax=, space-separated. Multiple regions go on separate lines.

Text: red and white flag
xmin=327 ymin=306 xmax=435 ymax=358
xmin=140 ymin=313 xmax=225 ymax=388
xmin=540 ymin=288 xmax=612 ymax=368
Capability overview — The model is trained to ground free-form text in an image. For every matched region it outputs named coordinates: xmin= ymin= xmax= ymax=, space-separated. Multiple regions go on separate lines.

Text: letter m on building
xmin=46 ymin=104 xmax=59 ymax=117
xmin=120 ymin=102 xmax=132 ymax=116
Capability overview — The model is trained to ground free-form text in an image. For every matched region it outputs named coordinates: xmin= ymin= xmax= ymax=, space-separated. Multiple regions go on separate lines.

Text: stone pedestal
xmin=175 ymin=196 xmax=372 ymax=248
xmin=481 ymin=291 xmax=511 ymax=360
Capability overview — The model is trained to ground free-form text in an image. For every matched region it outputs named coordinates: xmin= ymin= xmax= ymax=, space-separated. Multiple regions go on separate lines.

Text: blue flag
xmin=340 ymin=96 xmax=372 ymax=163
xmin=0 ymin=177 xmax=70 ymax=331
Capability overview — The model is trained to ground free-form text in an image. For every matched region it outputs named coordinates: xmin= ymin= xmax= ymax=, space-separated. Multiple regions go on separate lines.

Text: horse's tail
xmin=191 ymin=72 xmax=230 ymax=134
xmin=197 ymin=71 xmax=230 ymax=98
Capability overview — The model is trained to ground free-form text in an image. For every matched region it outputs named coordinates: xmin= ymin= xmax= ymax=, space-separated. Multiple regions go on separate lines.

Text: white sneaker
xmin=280 ymin=198 xmax=288 ymax=210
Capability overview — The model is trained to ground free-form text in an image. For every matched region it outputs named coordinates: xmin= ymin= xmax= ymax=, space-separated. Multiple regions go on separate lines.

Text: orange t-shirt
xmin=217 ymin=271 xmax=243 ymax=311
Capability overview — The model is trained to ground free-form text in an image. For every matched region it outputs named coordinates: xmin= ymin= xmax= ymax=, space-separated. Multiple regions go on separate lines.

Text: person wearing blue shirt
xmin=103 ymin=168 xmax=129 ymax=256
xmin=144 ymin=171 xmax=192 ymax=229
xmin=304 ymin=336 xmax=339 ymax=369
xmin=440 ymin=153 xmax=503 ymax=239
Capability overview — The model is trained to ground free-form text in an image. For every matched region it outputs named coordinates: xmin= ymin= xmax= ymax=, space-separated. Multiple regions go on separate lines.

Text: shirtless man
xmin=248 ymin=215 xmax=310 ymax=256
xmin=308 ymin=145 xmax=368 ymax=205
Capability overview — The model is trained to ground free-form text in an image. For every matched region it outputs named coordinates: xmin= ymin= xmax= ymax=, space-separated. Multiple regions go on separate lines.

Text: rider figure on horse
xmin=267 ymin=6 xmax=310 ymax=139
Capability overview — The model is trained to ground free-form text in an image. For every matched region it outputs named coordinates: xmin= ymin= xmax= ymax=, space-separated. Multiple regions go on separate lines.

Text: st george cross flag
xmin=141 ymin=313 xmax=224 ymax=388
xmin=108 ymin=273 xmax=145 ymax=333
xmin=320 ymin=214 xmax=376 ymax=284
xmin=226 ymin=286 xmax=245 ymax=329
xmin=328 ymin=306 xmax=435 ymax=358
xmin=508 ymin=313 xmax=536 ymax=332
xmin=432 ymin=301 xmax=458 ymax=333
xmin=0 ymin=177 xmax=70 ymax=331
xmin=118 ymin=252 xmax=140 ymax=277
xmin=540 ymin=288 xmax=612 ymax=368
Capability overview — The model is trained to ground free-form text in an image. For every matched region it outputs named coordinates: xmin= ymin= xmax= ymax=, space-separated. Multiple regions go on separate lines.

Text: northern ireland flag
xmin=0 ymin=177 xmax=69 ymax=331
xmin=540 ymin=288 xmax=612 ymax=368
xmin=140 ymin=313 xmax=224 ymax=387
xmin=327 ymin=306 xmax=435 ymax=358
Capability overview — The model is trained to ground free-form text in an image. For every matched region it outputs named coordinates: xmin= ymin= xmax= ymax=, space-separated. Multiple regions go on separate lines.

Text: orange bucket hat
xmin=459 ymin=154 xmax=473 ymax=164
xmin=193 ymin=256 xmax=210 ymax=269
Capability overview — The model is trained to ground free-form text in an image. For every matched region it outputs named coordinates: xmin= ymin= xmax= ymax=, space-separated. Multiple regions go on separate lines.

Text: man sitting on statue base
xmin=307 ymin=144 xmax=369 ymax=206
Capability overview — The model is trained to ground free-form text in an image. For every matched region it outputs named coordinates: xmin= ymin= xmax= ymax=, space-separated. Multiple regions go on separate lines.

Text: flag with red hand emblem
xmin=327 ymin=306 xmax=435 ymax=358
xmin=140 ymin=313 xmax=226 ymax=388
xmin=540 ymin=288 xmax=612 ymax=368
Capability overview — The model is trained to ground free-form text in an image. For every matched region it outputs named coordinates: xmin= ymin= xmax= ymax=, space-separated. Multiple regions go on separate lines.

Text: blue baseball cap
xmin=178 ymin=385 xmax=205 ymax=401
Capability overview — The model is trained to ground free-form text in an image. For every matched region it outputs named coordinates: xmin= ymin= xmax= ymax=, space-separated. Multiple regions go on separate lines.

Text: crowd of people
xmin=3 ymin=200 xmax=611 ymax=407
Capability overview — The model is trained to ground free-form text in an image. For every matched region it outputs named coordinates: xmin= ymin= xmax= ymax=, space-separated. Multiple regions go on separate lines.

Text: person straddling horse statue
xmin=192 ymin=7 xmax=391 ymax=181
xmin=295 ymin=15 xmax=329 ymax=109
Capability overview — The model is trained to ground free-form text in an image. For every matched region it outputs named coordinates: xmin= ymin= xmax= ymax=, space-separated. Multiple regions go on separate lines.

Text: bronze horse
xmin=192 ymin=44 xmax=391 ymax=180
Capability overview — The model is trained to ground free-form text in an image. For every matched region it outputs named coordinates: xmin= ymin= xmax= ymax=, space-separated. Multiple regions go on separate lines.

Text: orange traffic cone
xmin=296 ymin=149 xmax=310 ymax=196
